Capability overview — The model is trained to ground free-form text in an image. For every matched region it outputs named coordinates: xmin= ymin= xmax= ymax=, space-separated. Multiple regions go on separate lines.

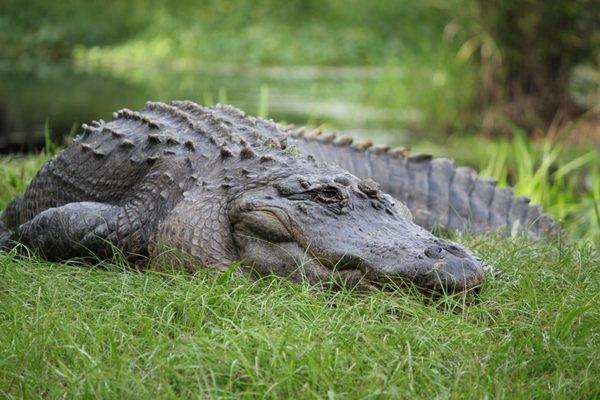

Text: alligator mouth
xmin=309 ymin=251 xmax=483 ymax=295
xmin=307 ymin=252 xmax=411 ymax=292
xmin=342 ymin=270 xmax=482 ymax=296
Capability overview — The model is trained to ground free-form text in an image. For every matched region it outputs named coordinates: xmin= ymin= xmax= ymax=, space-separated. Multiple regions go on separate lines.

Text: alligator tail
xmin=290 ymin=129 xmax=557 ymax=238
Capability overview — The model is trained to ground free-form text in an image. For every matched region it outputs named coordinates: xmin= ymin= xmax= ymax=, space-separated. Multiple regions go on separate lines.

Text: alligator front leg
xmin=0 ymin=222 xmax=10 ymax=250
xmin=9 ymin=202 xmax=146 ymax=261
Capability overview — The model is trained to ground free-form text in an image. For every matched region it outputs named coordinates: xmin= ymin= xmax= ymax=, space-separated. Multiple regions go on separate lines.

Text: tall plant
xmin=447 ymin=0 xmax=599 ymax=132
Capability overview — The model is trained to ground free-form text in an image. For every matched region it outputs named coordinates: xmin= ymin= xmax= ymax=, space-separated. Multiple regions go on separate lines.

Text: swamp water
xmin=0 ymin=63 xmax=416 ymax=152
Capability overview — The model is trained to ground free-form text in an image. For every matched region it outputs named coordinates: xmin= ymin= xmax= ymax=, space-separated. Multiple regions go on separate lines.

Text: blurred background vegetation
xmin=0 ymin=0 xmax=598 ymax=241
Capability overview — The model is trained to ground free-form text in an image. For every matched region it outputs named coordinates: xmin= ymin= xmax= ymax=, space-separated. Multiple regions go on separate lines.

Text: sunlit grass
xmin=0 ymin=232 xmax=598 ymax=398
xmin=480 ymin=131 xmax=599 ymax=242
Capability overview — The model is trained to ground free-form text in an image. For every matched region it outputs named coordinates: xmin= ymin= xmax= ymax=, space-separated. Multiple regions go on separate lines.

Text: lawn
xmin=0 ymin=154 xmax=598 ymax=399
xmin=0 ymin=231 xmax=598 ymax=398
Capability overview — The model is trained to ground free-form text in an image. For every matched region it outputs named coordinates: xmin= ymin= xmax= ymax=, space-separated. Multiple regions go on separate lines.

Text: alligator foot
xmin=10 ymin=202 xmax=138 ymax=261
xmin=0 ymin=221 xmax=10 ymax=251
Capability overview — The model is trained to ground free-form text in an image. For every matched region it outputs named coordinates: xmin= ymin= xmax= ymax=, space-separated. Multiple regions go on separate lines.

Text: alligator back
xmin=2 ymin=101 xmax=556 ymax=240
xmin=289 ymin=130 xmax=556 ymax=238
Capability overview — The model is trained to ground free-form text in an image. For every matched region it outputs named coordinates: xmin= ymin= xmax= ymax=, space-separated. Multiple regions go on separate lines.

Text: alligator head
xmin=228 ymin=171 xmax=486 ymax=293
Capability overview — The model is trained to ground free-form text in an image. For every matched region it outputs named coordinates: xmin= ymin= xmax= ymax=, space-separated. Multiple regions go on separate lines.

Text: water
xmin=0 ymin=63 xmax=416 ymax=152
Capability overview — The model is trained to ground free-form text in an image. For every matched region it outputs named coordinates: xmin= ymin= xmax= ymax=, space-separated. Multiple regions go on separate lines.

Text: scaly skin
xmin=0 ymin=101 xmax=552 ymax=293
xmin=290 ymin=130 xmax=556 ymax=237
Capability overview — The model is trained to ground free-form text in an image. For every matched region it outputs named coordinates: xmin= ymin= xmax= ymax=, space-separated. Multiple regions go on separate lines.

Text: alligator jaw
xmin=308 ymin=240 xmax=486 ymax=294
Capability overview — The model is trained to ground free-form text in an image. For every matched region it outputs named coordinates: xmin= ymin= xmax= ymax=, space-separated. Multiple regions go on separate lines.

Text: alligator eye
xmin=315 ymin=186 xmax=343 ymax=203
xmin=322 ymin=187 xmax=340 ymax=198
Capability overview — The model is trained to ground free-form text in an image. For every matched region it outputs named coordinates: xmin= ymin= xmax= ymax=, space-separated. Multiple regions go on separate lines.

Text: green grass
xmin=0 ymin=231 xmax=598 ymax=398
xmin=1 ymin=141 xmax=599 ymax=398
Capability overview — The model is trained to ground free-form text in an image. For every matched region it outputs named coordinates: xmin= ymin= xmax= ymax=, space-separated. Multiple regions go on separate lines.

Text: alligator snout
xmin=357 ymin=239 xmax=486 ymax=293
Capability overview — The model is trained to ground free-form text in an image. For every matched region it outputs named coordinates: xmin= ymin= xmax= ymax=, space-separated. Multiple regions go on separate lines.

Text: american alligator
xmin=0 ymin=101 xmax=555 ymax=293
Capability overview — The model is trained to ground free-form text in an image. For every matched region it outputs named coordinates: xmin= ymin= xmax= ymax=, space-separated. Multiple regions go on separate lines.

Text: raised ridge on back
xmin=283 ymin=124 xmax=556 ymax=238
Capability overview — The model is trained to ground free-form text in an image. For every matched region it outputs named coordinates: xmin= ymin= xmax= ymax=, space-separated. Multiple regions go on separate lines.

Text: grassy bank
xmin=0 ymin=229 xmax=598 ymax=398
xmin=0 ymin=138 xmax=599 ymax=398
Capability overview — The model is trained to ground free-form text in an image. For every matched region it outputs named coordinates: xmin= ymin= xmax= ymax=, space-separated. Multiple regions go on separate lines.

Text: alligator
xmin=0 ymin=101 xmax=555 ymax=293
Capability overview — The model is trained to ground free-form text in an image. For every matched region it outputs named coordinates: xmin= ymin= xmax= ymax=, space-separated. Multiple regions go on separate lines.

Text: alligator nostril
xmin=446 ymin=244 xmax=467 ymax=257
xmin=424 ymin=245 xmax=445 ymax=259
